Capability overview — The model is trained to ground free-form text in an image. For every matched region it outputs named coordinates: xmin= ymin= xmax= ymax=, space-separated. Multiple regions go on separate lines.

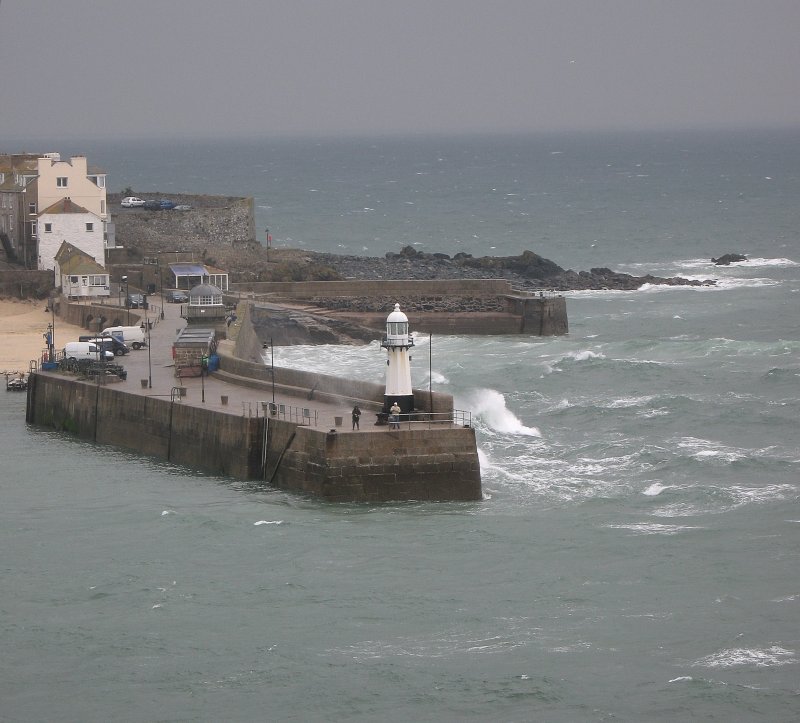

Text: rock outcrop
xmin=711 ymin=253 xmax=748 ymax=265
xmin=314 ymin=246 xmax=715 ymax=291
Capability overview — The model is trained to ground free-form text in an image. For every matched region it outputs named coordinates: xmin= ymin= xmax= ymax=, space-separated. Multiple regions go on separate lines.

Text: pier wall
xmin=230 ymin=279 xmax=568 ymax=337
xmin=232 ymin=278 xmax=515 ymax=297
xmin=25 ymin=372 xmax=480 ymax=502
xmin=26 ymin=373 xmax=263 ymax=479
xmin=266 ymin=419 xmax=481 ymax=502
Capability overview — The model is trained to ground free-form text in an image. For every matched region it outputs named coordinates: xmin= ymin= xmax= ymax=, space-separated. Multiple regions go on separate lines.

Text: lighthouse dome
xmin=383 ymin=303 xmax=413 ymax=348
xmin=386 ymin=303 xmax=408 ymax=324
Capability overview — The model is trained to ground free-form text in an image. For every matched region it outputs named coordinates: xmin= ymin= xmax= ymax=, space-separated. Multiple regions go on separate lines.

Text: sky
xmin=2 ymin=0 xmax=800 ymax=140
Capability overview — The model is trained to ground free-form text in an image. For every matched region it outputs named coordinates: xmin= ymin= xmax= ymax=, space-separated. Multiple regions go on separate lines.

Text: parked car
xmin=159 ymin=199 xmax=177 ymax=210
xmin=127 ymin=293 xmax=145 ymax=308
xmin=173 ymin=204 xmax=192 ymax=211
xmin=165 ymin=290 xmax=189 ymax=303
xmin=121 ymin=196 xmax=145 ymax=207
xmin=78 ymin=335 xmax=130 ymax=356
xmin=142 ymin=199 xmax=161 ymax=210
xmin=63 ymin=341 xmax=115 ymax=362
xmin=102 ymin=325 xmax=147 ymax=350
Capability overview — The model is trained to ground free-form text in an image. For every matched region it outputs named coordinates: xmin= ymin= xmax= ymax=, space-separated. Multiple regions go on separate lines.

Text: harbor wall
xmin=232 ymin=278 xmax=515 ymax=297
xmin=265 ymin=419 xmax=482 ymax=502
xmin=26 ymin=373 xmax=264 ymax=479
xmin=224 ymin=304 xmax=454 ymax=414
xmin=230 ymin=279 xmax=568 ymax=337
xmin=55 ymin=297 xmax=142 ymax=333
xmin=25 ymin=372 xmax=481 ymax=502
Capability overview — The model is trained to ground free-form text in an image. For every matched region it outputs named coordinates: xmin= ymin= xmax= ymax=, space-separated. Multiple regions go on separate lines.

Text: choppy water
xmin=2 ymin=131 xmax=799 ymax=721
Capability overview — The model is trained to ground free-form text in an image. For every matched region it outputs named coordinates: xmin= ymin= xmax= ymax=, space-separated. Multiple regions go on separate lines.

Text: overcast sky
xmin=3 ymin=0 xmax=800 ymax=140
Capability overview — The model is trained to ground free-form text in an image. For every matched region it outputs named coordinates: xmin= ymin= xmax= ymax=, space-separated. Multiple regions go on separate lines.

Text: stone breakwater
xmin=309 ymin=295 xmax=507 ymax=314
xmin=313 ymin=247 xmax=715 ymax=291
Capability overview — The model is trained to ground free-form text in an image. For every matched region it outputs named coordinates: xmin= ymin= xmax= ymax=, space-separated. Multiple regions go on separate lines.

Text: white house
xmin=38 ymin=198 xmax=104 ymax=272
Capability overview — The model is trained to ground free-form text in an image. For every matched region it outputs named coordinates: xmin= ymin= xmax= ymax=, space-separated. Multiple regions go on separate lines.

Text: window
xmin=28 ymin=202 xmax=36 ymax=214
xmin=86 ymin=223 xmax=94 ymax=232
xmin=29 ymin=222 xmax=36 ymax=236
xmin=44 ymin=223 xmax=52 ymax=233
xmin=56 ymin=177 xmax=68 ymax=187
xmin=88 ymin=175 xmax=105 ymax=188
xmin=70 ymin=276 xmax=78 ymax=284
xmin=100 ymin=200 xmax=105 ymax=214
xmin=90 ymin=275 xmax=107 ymax=286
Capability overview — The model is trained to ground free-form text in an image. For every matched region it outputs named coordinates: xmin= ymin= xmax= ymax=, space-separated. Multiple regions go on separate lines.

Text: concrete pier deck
xmin=64 ymin=296 xmax=432 ymax=433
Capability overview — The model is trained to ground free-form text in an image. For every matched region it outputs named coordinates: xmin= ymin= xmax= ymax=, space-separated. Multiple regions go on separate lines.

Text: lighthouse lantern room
xmin=381 ymin=303 xmax=415 ymax=414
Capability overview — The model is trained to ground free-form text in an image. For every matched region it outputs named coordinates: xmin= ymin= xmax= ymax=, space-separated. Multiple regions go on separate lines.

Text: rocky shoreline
xmin=311 ymin=246 xmax=715 ymax=291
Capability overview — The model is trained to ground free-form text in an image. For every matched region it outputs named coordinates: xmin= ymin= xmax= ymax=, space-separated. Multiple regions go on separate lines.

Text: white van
xmin=102 ymin=325 xmax=147 ymax=350
xmin=64 ymin=341 xmax=115 ymax=362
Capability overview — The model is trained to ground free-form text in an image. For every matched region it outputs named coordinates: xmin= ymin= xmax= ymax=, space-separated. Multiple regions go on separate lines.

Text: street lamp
xmin=146 ymin=310 xmax=152 ymax=389
xmin=265 ymin=228 xmax=271 ymax=263
xmin=158 ymin=257 xmax=164 ymax=320
xmin=122 ymin=275 xmax=130 ymax=324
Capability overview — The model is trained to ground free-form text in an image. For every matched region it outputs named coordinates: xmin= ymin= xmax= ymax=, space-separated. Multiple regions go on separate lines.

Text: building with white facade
xmin=38 ymin=198 xmax=104 ymax=272
xmin=0 ymin=152 xmax=109 ymax=270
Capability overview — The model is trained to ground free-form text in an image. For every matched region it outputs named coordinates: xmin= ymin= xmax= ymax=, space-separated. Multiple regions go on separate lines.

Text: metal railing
xmin=389 ymin=409 xmax=472 ymax=429
xmin=262 ymin=401 xmax=318 ymax=426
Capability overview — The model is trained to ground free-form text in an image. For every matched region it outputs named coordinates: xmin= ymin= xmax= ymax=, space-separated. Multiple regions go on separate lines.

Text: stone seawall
xmin=232 ymin=279 xmax=568 ymax=337
xmin=26 ymin=373 xmax=264 ymax=479
xmin=233 ymin=278 xmax=516 ymax=297
xmin=26 ymin=372 xmax=480 ymax=502
xmin=109 ymin=193 xmax=256 ymax=259
xmin=266 ymin=420 xmax=481 ymax=502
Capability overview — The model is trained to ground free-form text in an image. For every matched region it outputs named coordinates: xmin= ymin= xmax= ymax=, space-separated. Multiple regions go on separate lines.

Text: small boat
xmin=5 ymin=374 xmax=28 ymax=391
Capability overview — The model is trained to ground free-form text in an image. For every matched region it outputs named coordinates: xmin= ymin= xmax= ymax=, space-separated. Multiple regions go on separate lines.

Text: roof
xmin=40 ymin=197 xmax=92 ymax=215
xmin=169 ymin=263 xmax=207 ymax=276
xmin=55 ymin=242 xmax=105 ymax=274
xmin=190 ymin=283 xmax=223 ymax=297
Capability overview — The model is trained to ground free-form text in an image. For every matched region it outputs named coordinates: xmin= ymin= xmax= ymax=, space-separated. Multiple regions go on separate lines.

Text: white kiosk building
xmin=381 ymin=303 xmax=415 ymax=415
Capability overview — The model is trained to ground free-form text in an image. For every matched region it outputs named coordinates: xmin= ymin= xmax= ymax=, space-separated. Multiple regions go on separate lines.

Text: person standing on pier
xmin=351 ymin=405 xmax=361 ymax=430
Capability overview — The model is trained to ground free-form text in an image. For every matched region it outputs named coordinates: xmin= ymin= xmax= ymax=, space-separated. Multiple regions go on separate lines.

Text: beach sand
xmin=0 ymin=299 xmax=87 ymax=375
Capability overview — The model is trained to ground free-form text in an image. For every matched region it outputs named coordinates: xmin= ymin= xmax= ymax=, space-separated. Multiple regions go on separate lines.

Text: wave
xmin=461 ymin=389 xmax=540 ymax=437
xmin=692 ymin=646 xmax=796 ymax=669
xmin=604 ymin=523 xmax=703 ymax=535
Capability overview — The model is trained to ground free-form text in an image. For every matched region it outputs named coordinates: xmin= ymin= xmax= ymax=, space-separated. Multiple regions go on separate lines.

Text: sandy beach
xmin=0 ymin=299 xmax=87 ymax=375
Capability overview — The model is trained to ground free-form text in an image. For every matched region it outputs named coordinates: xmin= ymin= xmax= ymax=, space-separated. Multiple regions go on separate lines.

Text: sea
xmin=2 ymin=129 xmax=799 ymax=722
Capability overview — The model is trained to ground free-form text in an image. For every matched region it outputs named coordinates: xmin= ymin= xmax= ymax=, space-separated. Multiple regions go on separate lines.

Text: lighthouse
xmin=382 ymin=303 xmax=415 ymax=414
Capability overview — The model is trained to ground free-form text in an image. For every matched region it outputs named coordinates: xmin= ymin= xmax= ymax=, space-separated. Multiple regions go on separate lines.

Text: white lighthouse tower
xmin=382 ymin=303 xmax=415 ymax=414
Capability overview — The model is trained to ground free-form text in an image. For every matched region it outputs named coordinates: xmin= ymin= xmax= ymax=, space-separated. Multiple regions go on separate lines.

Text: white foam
xmin=605 ymin=523 xmax=702 ymax=535
xmin=692 ymin=646 xmax=795 ymax=669
xmin=161 ymin=510 xmax=176 ymax=516
xmin=463 ymin=389 xmax=540 ymax=437
xmin=668 ymin=676 xmax=693 ymax=683
xmin=643 ymin=483 xmax=668 ymax=496
xmin=254 ymin=520 xmax=284 ymax=526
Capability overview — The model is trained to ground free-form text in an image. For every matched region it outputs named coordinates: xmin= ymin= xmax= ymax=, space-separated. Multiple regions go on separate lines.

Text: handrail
xmin=262 ymin=400 xmax=318 ymax=426
xmin=391 ymin=409 xmax=472 ymax=429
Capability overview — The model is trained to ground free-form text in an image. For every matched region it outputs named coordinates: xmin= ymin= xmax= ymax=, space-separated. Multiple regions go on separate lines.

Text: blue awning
xmin=169 ymin=263 xmax=207 ymax=276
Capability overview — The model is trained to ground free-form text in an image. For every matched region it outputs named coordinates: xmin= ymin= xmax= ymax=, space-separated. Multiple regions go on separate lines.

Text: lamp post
xmin=270 ymin=336 xmax=275 ymax=404
xmin=146 ymin=311 xmax=152 ymax=389
xmin=201 ymin=354 xmax=207 ymax=403
xmin=265 ymin=228 xmax=271 ymax=263
xmin=158 ymin=256 xmax=165 ymax=319
xmin=122 ymin=275 xmax=130 ymax=324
